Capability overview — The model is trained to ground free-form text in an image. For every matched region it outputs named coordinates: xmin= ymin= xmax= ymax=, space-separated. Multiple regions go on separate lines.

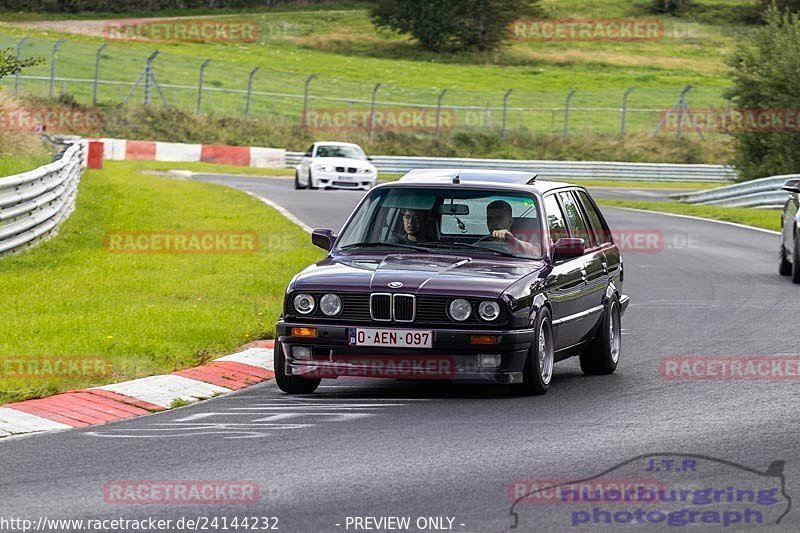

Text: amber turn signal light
xmin=470 ymin=335 xmax=500 ymax=345
xmin=292 ymin=327 xmax=318 ymax=338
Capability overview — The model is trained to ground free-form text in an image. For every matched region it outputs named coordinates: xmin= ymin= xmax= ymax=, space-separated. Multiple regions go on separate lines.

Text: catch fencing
xmin=0 ymin=34 xmax=730 ymax=138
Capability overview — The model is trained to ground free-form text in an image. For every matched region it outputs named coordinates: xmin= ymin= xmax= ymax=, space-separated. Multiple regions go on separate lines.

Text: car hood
xmin=292 ymin=253 xmax=546 ymax=298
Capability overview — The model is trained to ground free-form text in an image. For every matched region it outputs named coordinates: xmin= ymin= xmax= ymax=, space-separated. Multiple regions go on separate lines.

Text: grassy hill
xmin=0 ymin=0 xmax=761 ymax=161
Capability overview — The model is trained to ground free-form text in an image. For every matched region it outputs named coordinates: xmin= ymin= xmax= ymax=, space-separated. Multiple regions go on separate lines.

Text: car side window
xmin=305 ymin=145 xmax=314 ymax=157
xmin=543 ymin=194 xmax=569 ymax=245
xmin=575 ymin=190 xmax=612 ymax=245
xmin=558 ymin=191 xmax=594 ymax=247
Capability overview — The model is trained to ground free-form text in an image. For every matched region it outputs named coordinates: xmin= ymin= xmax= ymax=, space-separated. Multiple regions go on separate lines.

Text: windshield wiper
xmin=339 ymin=242 xmax=431 ymax=253
xmin=415 ymin=241 xmax=520 ymax=258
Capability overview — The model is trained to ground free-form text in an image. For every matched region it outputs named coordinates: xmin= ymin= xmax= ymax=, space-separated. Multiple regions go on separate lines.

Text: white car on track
xmin=295 ymin=142 xmax=378 ymax=191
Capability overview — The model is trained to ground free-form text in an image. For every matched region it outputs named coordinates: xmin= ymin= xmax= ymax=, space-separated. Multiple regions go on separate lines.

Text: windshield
xmin=315 ymin=145 xmax=366 ymax=159
xmin=335 ymin=187 xmax=544 ymax=259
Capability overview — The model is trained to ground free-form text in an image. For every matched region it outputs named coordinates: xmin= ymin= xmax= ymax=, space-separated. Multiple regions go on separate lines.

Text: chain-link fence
xmin=0 ymin=35 xmax=732 ymax=138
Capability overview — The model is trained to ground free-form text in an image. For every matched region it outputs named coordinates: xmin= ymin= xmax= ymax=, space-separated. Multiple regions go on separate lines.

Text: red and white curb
xmin=89 ymin=138 xmax=286 ymax=168
xmin=0 ymin=342 xmax=275 ymax=440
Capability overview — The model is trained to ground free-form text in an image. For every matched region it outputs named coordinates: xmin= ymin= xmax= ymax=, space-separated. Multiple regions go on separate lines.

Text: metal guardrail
xmin=0 ymin=138 xmax=86 ymax=258
xmin=670 ymin=174 xmax=796 ymax=209
xmin=285 ymin=152 xmax=737 ymax=182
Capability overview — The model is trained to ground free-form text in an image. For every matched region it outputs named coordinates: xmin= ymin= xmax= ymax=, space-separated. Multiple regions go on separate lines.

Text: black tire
xmin=517 ymin=307 xmax=554 ymax=396
xmin=779 ymin=242 xmax=792 ymax=276
xmin=778 ymin=243 xmax=792 ymax=276
xmin=274 ymin=341 xmax=321 ymax=394
xmin=308 ymin=171 xmax=318 ymax=190
xmin=792 ymin=230 xmax=800 ymax=284
xmin=580 ymin=296 xmax=621 ymax=375
xmin=294 ymin=171 xmax=306 ymax=190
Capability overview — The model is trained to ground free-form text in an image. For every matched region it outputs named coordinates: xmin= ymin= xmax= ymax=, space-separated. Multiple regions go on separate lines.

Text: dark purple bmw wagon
xmin=275 ymin=169 xmax=629 ymax=395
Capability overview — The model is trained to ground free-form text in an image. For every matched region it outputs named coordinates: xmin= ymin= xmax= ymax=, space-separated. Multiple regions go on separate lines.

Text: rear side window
xmin=543 ymin=195 xmax=568 ymax=245
xmin=576 ymin=190 xmax=612 ymax=245
xmin=558 ymin=191 xmax=593 ymax=246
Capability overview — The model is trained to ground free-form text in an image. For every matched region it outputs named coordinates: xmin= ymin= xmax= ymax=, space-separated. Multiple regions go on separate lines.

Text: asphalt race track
xmin=3 ymin=174 xmax=799 ymax=532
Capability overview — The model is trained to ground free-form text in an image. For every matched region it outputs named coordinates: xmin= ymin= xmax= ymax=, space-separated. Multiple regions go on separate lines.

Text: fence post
xmin=49 ymin=39 xmax=66 ymax=98
xmin=563 ymin=89 xmax=576 ymax=139
xmin=724 ymin=97 xmax=732 ymax=134
xmin=93 ymin=43 xmax=108 ymax=106
xmin=144 ymin=50 xmax=160 ymax=106
xmin=302 ymin=74 xmax=318 ymax=128
xmin=435 ymin=89 xmax=447 ymax=142
xmin=196 ymin=59 xmax=211 ymax=114
xmin=369 ymin=82 xmax=381 ymax=139
xmin=677 ymin=84 xmax=692 ymax=137
xmin=620 ymin=87 xmax=635 ymax=138
xmin=501 ymin=88 xmax=513 ymax=138
xmin=14 ymin=36 xmax=29 ymax=95
xmin=245 ymin=67 xmax=260 ymax=117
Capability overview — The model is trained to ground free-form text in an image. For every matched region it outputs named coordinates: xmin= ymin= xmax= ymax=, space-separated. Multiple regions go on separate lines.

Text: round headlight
xmin=478 ymin=300 xmax=501 ymax=321
xmin=449 ymin=299 xmax=472 ymax=322
xmin=320 ymin=294 xmax=342 ymax=316
xmin=293 ymin=294 xmax=316 ymax=315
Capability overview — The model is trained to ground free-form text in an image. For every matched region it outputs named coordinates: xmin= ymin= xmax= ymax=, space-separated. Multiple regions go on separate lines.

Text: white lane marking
xmin=216 ymin=347 xmax=274 ymax=370
xmin=242 ymin=190 xmax=312 ymax=234
xmin=0 ymin=407 xmax=72 ymax=435
xmin=97 ymin=375 xmax=231 ymax=408
xmin=612 ymin=207 xmax=781 ymax=236
xmin=87 ymin=398 xmax=429 ymax=439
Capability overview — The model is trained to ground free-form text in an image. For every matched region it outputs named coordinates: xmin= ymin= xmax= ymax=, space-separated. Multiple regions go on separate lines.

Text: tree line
xmin=0 ymin=0 xmax=332 ymax=12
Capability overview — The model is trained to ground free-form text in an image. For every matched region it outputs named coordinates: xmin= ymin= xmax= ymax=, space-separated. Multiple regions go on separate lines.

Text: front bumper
xmin=276 ymin=321 xmax=534 ymax=384
xmin=313 ymin=171 xmax=375 ymax=190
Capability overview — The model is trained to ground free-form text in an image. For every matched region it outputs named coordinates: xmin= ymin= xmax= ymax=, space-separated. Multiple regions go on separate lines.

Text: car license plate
xmin=339 ymin=174 xmax=355 ymax=180
xmin=350 ymin=328 xmax=433 ymax=349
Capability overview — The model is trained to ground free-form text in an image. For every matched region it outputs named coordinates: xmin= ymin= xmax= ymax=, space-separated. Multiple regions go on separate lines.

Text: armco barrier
xmin=285 ymin=152 xmax=737 ymax=182
xmin=0 ymin=137 xmax=86 ymax=257
xmin=670 ymin=174 xmax=796 ymax=209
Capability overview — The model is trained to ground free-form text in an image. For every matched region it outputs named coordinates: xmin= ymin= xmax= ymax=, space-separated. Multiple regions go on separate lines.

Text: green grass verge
xmin=0 ymin=154 xmax=52 ymax=177
xmin=598 ymin=198 xmax=781 ymax=231
xmin=0 ymin=160 xmax=323 ymax=404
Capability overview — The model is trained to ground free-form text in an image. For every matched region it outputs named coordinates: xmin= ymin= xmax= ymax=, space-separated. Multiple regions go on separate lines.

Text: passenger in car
xmin=392 ymin=208 xmax=434 ymax=244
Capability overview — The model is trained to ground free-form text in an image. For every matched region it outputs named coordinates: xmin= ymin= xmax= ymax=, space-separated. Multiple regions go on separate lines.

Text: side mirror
xmin=367 ymin=156 xmax=374 ymax=161
xmin=552 ymin=238 xmax=585 ymax=262
xmin=783 ymin=179 xmax=800 ymax=194
xmin=312 ymin=229 xmax=336 ymax=251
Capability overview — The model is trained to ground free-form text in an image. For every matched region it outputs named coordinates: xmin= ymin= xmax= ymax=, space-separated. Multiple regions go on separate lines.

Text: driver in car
xmin=486 ymin=200 xmax=539 ymax=255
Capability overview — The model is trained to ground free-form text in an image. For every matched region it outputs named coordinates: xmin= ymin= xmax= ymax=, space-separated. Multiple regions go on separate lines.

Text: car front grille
xmin=287 ymin=292 xmax=507 ymax=327
xmin=393 ymin=294 xmax=415 ymax=322
xmin=370 ymin=294 xmax=392 ymax=321
xmin=335 ymin=167 xmax=359 ymax=174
